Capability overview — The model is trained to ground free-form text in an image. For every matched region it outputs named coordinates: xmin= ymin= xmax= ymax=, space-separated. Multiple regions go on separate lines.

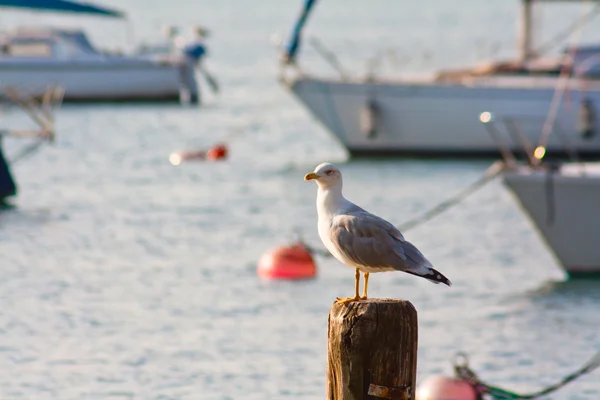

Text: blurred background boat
xmin=503 ymin=162 xmax=600 ymax=276
xmin=0 ymin=0 xmax=210 ymax=103
xmin=280 ymin=0 xmax=600 ymax=158
xmin=479 ymin=101 xmax=600 ymax=276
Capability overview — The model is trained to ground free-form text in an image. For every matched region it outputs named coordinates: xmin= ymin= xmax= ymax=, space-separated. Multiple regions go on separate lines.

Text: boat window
xmin=0 ymin=42 xmax=52 ymax=57
xmin=52 ymin=40 xmax=73 ymax=59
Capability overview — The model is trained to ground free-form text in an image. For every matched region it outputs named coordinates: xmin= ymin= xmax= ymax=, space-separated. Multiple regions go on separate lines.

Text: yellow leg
xmin=360 ymin=272 xmax=369 ymax=300
xmin=336 ymin=268 xmax=363 ymax=304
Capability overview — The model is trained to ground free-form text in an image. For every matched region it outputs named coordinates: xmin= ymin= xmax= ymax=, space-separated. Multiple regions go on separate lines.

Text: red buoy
xmin=416 ymin=375 xmax=477 ymax=400
xmin=206 ymin=144 xmax=228 ymax=161
xmin=169 ymin=144 xmax=228 ymax=165
xmin=257 ymin=242 xmax=317 ymax=280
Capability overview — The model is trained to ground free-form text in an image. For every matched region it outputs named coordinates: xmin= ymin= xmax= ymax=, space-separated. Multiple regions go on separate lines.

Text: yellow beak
xmin=304 ymin=172 xmax=319 ymax=181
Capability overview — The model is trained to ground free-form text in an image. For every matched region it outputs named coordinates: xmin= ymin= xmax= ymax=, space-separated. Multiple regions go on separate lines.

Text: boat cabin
xmin=0 ymin=28 xmax=104 ymax=60
xmin=437 ymin=0 xmax=600 ymax=81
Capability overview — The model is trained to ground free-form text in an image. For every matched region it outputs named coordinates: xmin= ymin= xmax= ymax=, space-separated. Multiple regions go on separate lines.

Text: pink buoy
xmin=257 ymin=242 xmax=317 ymax=280
xmin=416 ymin=375 xmax=477 ymax=400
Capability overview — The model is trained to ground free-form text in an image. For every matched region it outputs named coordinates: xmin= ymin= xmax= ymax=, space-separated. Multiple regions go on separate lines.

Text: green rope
xmin=454 ymin=351 xmax=600 ymax=399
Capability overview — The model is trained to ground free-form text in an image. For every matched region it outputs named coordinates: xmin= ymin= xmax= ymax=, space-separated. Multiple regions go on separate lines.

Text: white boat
xmin=280 ymin=0 xmax=600 ymax=158
xmin=0 ymin=0 xmax=203 ymax=103
xmin=479 ymin=101 xmax=600 ymax=275
xmin=503 ymin=162 xmax=600 ymax=275
xmin=0 ymin=27 xmax=199 ymax=103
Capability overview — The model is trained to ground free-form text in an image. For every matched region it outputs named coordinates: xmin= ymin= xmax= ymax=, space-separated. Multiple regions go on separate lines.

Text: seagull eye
xmin=325 ymin=170 xmax=334 ymax=175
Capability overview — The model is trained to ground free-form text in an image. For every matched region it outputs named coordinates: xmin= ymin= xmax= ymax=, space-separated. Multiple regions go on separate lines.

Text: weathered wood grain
xmin=326 ymin=299 xmax=418 ymax=400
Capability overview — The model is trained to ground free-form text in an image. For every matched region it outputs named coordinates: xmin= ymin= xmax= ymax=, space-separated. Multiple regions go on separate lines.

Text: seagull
xmin=304 ymin=162 xmax=451 ymax=304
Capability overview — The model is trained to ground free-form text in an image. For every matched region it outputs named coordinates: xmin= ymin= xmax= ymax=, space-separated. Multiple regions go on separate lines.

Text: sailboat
xmin=0 ymin=0 xmax=202 ymax=103
xmin=280 ymin=0 xmax=600 ymax=158
xmin=503 ymin=162 xmax=600 ymax=275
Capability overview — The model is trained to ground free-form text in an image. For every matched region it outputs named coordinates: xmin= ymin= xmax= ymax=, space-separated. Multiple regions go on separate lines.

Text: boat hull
xmin=0 ymin=59 xmax=197 ymax=102
xmin=0 ymin=141 xmax=16 ymax=200
xmin=503 ymin=166 xmax=600 ymax=274
xmin=289 ymin=77 xmax=600 ymax=158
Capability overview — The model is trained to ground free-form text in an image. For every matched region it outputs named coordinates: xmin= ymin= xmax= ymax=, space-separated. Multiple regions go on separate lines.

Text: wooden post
xmin=326 ymin=299 xmax=418 ymax=400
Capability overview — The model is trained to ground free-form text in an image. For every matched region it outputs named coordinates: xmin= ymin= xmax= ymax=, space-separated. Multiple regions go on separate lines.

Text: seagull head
xmin=304 ymin=162 xmax=342 ymax=188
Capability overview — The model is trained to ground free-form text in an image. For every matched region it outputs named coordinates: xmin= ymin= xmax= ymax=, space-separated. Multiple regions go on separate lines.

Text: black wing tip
xmin=404 ymin=268 xmax=452 ymax=286
xmin=428 ymin=268 xmax=452 ymax=287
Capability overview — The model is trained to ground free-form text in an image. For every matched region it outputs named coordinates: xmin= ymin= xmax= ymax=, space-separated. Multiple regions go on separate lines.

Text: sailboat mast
xmin=519 ymin=0 xmax=535 ymax=62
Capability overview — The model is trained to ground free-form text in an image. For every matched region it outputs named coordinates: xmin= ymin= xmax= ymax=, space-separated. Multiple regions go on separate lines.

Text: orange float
xmin=206 ymin=144 xmax=228 ymax=160
xmin=257 ymin=242 xmax=317 ymax=280
xmin=169 ymin=144 xmax=228 ymax=165
xmin=416 ymin=375 xmax=477 ymax=400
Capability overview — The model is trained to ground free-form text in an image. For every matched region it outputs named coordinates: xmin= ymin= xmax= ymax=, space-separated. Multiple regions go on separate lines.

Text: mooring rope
xmin=454 ymin=350 xmax=600 ymax=399
xmin=397 ymin=161 xmax=505 ymax=232
xmin=535 ymin=0 xmax=592 ymax=161
xmin=534 ymin=3 xmax=600 ymax=57
xmin=303 ymin=160 xmax=506 ymax=257
xmin=0 ymin=130 xmax=53 ymax=166
xmin=8 ymin=140 xmax=50 ymax=165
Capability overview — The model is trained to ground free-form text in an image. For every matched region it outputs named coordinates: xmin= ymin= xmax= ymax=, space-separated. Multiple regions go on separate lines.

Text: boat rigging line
xmin=534 ymin=0 xmax=593 ymax=164
xmin=534 ymin=2 xmax=600 ymax=57
xmin=0 ymin=86 xmax=63 ymax=165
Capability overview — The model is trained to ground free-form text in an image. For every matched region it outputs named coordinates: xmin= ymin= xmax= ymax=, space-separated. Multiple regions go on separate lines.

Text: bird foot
xmin=335 ymin=295 xmax=363 ymax=304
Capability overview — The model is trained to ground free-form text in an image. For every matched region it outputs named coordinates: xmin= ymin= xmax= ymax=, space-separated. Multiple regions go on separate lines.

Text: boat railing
xmin=0 ymin=86 xmax=64 ymax=164
xmin=478 ymin=111 xmax=583 ymax=170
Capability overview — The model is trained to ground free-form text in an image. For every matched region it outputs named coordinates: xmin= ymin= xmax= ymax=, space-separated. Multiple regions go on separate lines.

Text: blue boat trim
xmin=282 ymin=0 xmax=317 ymax=64
xmin=0 ymin=0 xmax=125 ymax=18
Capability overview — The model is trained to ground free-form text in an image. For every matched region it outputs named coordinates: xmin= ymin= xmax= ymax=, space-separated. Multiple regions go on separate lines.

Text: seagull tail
xmin=406 ymin=267 xmax=452 ymax=287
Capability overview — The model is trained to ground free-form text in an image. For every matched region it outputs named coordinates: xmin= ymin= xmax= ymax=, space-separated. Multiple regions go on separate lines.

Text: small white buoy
xmin=416 ymin=375 xmax=477 ymax=400
xmin=169 ymin=144 xmax=229 ymax=166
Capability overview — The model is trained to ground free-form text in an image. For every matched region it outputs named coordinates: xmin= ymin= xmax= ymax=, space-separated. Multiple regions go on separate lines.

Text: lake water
xmin=1 ymin=1 xmax=600 ymax=399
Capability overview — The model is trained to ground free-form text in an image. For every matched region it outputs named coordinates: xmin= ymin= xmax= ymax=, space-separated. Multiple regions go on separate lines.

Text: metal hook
xmin=453 ymin=352 xmax=470 ymax=369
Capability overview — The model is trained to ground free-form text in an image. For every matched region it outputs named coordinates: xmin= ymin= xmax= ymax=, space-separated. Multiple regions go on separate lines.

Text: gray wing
xmin=328 ymin=211 xmax=433 ymax=273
